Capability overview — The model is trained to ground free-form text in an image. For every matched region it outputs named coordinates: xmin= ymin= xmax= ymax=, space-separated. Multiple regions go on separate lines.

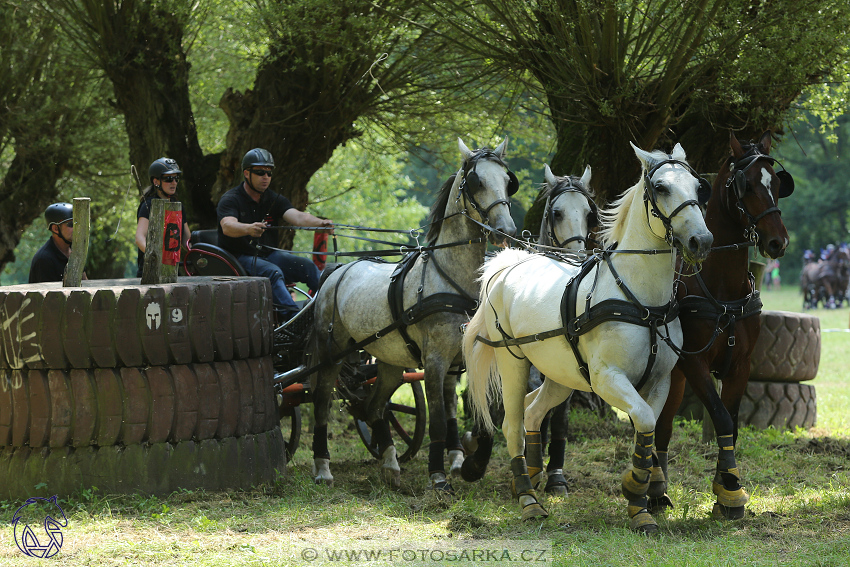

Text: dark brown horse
xmin=650 ymin=131 xmax=793 ymax=519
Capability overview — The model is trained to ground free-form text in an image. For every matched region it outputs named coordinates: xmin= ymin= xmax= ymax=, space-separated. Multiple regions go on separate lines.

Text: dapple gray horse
xmin=308 ymin=138 xmax=518 ymax=491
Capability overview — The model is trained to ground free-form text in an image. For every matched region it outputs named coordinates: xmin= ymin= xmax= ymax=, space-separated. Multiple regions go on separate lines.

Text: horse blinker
xmin=697 ymin=177 xmax=712 ymax=206
xmin=777 ymin=170 xmax=794 ymax=198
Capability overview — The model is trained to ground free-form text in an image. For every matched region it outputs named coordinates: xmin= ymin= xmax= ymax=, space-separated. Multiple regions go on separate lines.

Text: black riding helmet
xmin=149 ymin=158 xmax=182 ymax=183
xmin=242 ymin=148 xmax=274 ymax=171
xmin=45 ymin=202 xmax=73 ymax=228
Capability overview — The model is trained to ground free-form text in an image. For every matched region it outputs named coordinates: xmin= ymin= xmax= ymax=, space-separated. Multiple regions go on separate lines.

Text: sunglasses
xmin=250 ymin=169 xmax=273 ymax=177
xmin=161 ymin=176 xmax=180 ymax=183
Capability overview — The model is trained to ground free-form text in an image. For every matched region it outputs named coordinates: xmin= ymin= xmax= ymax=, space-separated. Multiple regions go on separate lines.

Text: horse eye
xmin=552 ymin=210 xmax=563 ymax=220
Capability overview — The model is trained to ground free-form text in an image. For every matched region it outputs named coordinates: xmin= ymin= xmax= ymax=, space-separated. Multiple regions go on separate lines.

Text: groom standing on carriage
xmin=217 ymin=148 xmax=334 ymax=322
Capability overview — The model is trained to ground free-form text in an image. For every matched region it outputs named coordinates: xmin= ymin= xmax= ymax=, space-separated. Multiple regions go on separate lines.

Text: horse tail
xmin=462 ymin=249 xmax=528 ymax=433
xmin=463 ymin=302 xmax=500 ymax=434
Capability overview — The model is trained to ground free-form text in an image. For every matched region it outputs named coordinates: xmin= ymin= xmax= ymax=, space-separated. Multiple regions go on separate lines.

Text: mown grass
xmin=0 ymin=287 xmax=848 ymax=566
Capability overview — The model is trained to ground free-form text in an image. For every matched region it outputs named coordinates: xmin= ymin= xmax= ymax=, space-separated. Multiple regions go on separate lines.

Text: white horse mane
xmin=597 ymin=146 xmax=689 ymax=246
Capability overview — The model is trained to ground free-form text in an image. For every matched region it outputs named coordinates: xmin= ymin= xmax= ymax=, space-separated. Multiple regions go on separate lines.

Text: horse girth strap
xmin=474 ymin=253 xmax=677 ymax=393
xmin=388 ymin=250 xmax=478 ymax=364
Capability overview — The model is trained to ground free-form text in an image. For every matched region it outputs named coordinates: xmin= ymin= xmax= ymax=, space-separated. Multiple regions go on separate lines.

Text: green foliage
xmin=773 ymin=108 xmax=850 ymax=279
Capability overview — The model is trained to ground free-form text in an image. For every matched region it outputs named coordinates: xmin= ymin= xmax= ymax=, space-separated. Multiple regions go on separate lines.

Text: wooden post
xmin=141 ymin=199 xmax=182 ymax=284
xmin=63 ymin=197 xmax=90 ymax=287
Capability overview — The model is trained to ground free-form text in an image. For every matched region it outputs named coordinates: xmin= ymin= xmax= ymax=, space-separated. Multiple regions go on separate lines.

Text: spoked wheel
xmin=354 ymin=378 xmax=426 ymax=464
xmin=279 ymin=404 xmax=303 ymax=462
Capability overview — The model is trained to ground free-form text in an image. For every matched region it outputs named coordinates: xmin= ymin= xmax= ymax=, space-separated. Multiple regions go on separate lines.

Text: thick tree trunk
xmin=0 ymin=135 xmax=72 ymax=271
xmin=103 ymin=16 xmax=218 ymax=229
xmin=214 ymin=46 xmax=363 ymax=248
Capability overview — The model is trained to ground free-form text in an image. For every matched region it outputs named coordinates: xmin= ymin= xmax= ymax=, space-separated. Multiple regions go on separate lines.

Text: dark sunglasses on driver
xmin=250 ymin=169 xmax=273 ymax=177
xmin=161 ymin=175 xmax=180 ymax=183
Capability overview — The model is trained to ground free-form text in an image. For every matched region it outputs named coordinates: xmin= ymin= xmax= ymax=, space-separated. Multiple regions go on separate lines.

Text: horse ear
xmin=458 ymin=138 xmax=473 ymax=161
xmin=730 ymin=131 xmax=744 ymax=159
xmin=630 ymin=141 xmax=653 ymax=170
xmin=759 ymin=130 xmax=773 ymax=153
xmin=670 ymin=143 xmax=687 ymax=162
xmin=544 ymin=164 xmax=557 ymax=187
xmin=579 ymin=164 xmax=592 ymax=189
xmin=494 ymin=137 xmax=509 ymax=159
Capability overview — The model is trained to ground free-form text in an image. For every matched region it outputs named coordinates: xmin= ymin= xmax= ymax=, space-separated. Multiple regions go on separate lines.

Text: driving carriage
xmin=183 ymin=228 xmax=428 ymax=464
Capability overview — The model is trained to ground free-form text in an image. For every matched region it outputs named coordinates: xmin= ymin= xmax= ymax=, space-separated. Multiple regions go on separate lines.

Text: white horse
xmin=308 ymin=137 xmax=517 ymax=492
xmin=460 ymin=163 xmax=596 ymax=493
xmin=462 ymin=142 xmax=713 ymax=532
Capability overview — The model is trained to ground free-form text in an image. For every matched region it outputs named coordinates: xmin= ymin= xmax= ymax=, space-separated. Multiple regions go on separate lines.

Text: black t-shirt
xmin=136 ymin=194 xmax=181 ymax=276
xmin=216 ymin=183 xmax=293 ymax=256
xmin=28 ymin=238 xmax=69 ymax=283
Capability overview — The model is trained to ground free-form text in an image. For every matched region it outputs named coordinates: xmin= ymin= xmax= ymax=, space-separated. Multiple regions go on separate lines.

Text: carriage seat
xmin=186 ymin=230 xmax=248 ymax=276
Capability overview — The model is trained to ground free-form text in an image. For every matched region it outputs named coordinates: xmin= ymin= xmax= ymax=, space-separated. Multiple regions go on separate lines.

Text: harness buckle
xmin=642 ymin=308 xmax=651 ymax=321
xmin=728 ymin=336 xmax=736 ymax=347
xmin=651 ymin=344 xmax=658 ymax=355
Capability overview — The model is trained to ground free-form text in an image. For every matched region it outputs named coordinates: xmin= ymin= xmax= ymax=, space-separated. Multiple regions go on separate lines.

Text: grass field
xmin=0 ymin=287 xmax=848 ymax=566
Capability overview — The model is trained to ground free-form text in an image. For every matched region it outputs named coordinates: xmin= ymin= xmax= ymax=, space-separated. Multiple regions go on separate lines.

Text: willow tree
xmin=43 ymin=0 xmax=494 ymax=240
xmin=0 ymin=2 xmax=99 ymax=270
xmin=417 ymin=0 xmax=850 ymax=218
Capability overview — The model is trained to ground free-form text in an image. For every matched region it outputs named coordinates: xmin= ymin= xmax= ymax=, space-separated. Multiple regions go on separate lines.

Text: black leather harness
xmin=678 ymin=270 xmax=763 ymax=381
xmin=388 ymin=250 xmax=479 ymax=364
xmin=476 ymin=250 xmax=679 ymax=393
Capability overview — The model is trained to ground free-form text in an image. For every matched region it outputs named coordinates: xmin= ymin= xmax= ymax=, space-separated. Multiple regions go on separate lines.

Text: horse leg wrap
xmin=647 ymin=450 xmax=674 ymax=512
xmin=712 ymin=434 xmax=749 ymax=515
xmin=547 ymin=438 xmax=566 ymax=471
xmin=460 ymin=433 xmax=493 ymax=483
xmin=446 ymin=418 xmax=463 ymax=452
xmin=622 ymin=430 xmax=657 ymax=533
xmin=312 ymin=424 xmax=330 ymax=460
xmin=510 ymin=456 xmax=548 ymax=521
xmin=525 ymin=431 xmax=545 ymax=490
xmin=429 ymin=440 xmax=453 ymax=493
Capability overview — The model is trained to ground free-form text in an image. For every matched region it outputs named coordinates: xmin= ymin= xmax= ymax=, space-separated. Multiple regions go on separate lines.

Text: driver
xmin=217 ymin=148 xmax=333 ymax=322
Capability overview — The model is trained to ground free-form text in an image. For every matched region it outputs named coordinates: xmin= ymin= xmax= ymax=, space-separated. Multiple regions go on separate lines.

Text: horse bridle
xmin=643 ymin=159 xmax=711 ymax=246
xmin=544 ymin=179 xmax=598 ymax=249
xmin=726 ymin=150 xmax=795 ymax=245
xmin=457 ymin=151 xmax=517 ymax=229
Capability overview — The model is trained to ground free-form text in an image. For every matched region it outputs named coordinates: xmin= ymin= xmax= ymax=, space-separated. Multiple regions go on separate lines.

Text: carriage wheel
xmin=353 ymin=380 xmax=426 ymax=464
xmin=278 ymin=405 xmax=302 ymax=462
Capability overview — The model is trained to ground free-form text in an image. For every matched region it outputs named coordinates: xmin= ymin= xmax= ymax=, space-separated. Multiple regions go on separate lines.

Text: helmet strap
xmin=51 ymin=223 xmax=73 ymax=247
xmin=244 ymin=175 xmax=264 ymax=197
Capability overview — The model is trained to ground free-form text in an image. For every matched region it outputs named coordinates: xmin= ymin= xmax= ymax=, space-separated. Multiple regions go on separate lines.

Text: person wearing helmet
xmin=135 ymin=157 xmax=192 ymax=277
xmin=28 ymin=202 xmax=77 ymax=283
xmin=217 ymin=148 xmax=334 ymax=321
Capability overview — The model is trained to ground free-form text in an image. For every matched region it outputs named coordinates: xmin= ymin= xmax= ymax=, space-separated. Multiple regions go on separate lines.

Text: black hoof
xmin=433 ymin=480 xmax=455 ymax=494
xmin=712 ymin=503 xmax=746 ymax=520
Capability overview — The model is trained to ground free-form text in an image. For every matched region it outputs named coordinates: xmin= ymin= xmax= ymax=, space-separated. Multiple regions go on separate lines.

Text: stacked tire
xmin=742 ymin=310 xmax=820 ymax=429
xmin=678 ymin=310 xmax=820 ymax=431
xmin=0 ymin=276 xmax=284 ymax=500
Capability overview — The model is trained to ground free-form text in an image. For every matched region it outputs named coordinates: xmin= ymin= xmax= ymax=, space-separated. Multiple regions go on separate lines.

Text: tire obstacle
xmin=678 ymin=310 xmax=820 ymax=431
xmin=0 ymin=277 xmax=285 ymax=500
